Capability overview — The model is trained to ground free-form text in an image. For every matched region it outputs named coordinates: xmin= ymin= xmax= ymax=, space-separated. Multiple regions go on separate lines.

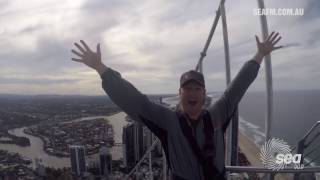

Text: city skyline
xmin=0 ymin=0 xmax=319 ymax=95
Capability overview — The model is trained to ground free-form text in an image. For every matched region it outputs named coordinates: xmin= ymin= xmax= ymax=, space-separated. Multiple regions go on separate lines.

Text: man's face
xmin=179 ymin=81 xmax=206 ymax=118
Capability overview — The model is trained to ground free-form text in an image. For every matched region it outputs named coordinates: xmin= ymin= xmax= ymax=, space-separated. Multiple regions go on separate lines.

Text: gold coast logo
xmin=259 ymin=138 xmax=304 ymax=171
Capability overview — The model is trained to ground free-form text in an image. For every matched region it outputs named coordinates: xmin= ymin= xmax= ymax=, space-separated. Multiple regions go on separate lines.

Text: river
xmin=0 ymin=112 xmax=129 ymax=169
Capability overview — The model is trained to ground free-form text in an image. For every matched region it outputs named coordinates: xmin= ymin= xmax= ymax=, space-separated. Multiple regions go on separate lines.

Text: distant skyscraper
xmin=142 ymin=126 xmax=149 ymax=152
xmin=35 ymin=157 xmax=46 ymax=176
xmin=70 ymin=145 xmax=86 ymax=176
xmin=123 ymin=123 xmax=135 ymax=170
xmin=133 ymin=122 xmax=144 ymax=162
xmin=100 ymin=146 xmax=112 ymax=177
xmin=123 ymin=121 xmax=144 ymax=170
xmin=143 ymin=126 xmax=153 ymax=152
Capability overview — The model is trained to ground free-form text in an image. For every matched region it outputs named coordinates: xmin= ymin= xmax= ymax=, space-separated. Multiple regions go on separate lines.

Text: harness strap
xmin=177 ymin=110 xmax=226 ymax=180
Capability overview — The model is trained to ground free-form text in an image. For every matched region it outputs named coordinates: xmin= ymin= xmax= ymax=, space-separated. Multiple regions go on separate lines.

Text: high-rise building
xmin=99 ymin=146 xmax=112 ymax=177
xmin=123 ymin=121 xmax=145 ymax=170
xmin=133 ymin=122 xmax=144 ymax=162
xmin=35 ymin=157 xmax=46 ymax=177
xmin=142 ymin=126 xmax=150 ymax=152
xmin=70 ymin=145 xmax=86 ymax=176
xmin=122 ymin=123 xmax=135 ymax=170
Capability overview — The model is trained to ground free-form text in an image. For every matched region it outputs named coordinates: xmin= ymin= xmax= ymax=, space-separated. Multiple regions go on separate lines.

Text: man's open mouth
xmin=188 ymin=100 xmax=198 ymax=106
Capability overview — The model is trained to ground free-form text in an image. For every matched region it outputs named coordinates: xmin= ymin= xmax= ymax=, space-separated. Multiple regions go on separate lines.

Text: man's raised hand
xmin=71 ymin=40 xmax=103 ymax=70
xmin=254 ymin=31 xmax=283 ymax=64
xmin=255 ymin=31 xmax=282 ymax=56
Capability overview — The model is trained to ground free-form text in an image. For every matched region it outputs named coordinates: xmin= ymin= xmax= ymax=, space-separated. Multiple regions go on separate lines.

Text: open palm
xmin=255 ymin=31 xmax=282 ymax=56
xmin=71 ymin=40 xmax=102 ymax=70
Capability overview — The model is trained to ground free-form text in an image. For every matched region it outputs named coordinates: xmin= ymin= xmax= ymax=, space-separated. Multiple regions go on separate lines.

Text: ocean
xmin=239 ymin=89 xmax=320 ymax=166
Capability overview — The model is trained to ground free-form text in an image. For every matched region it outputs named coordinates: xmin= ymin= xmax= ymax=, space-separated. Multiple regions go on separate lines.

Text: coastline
xmin=238 ymin=131 xmax=292 ymax=180
xmin=238 ymin=132 xmax=262 ymax=167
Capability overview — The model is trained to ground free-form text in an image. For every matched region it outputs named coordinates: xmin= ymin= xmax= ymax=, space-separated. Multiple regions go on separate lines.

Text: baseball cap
xmin=180 ymin=70 xmax=205 ymax=87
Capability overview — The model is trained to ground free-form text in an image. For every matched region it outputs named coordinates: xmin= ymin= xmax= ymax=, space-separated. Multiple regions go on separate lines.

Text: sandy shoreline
xmin=238 ymin=132 xmax=262 ymax=167
xmin=238 ymin=131 xmax=292 ymax=180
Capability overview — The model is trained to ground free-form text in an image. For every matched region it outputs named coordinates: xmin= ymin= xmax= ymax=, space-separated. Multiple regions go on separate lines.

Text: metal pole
xmin=149 ymin=131 xmax=153 ymax=180
xmin=163 ymin=149 xmax=167 ymax=180
xmin=199 ymin=61 xmax=203 ymax=74
xmin=257 ymin=0 xmax=273 ymax=179
xmin=220 ymin=2 xmax=231 ymax=85
xmin=220 ymin=1 xmax=236 ymax=166
xmin=257 ymin=0 xmax=273 ymax=142
xmin=125 ymin=139 xmax=159 ymax=179
xmin=195 ymin=0 xmax=225 ymax=72
xmin=231 ymin=111 xmax=239 ymax=165
xmin=294 ymin=140 xmax=305 ymax=180
xmin=149 ymin=151 xmax=153 ymax=180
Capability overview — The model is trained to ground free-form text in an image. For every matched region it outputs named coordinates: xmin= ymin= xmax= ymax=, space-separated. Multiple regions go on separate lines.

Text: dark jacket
xmin=100 ymin=60 xmax=260 ymax=180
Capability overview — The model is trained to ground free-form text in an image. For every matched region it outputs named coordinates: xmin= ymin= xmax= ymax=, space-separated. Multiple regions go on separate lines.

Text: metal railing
xmin=226 ymin=166 xmax=320 ymax=173
xmin=124 ymin=139 xmax=160 ymax=179
xmin=292 ymin=121 xmax=320 ymax=180
xmin=123 ymin=121 xmax=320 ymax=180
xmin=227 ymin=166 xmax=320 ymax=180
xmin=124 ymin=140 xmax=320 ymax=179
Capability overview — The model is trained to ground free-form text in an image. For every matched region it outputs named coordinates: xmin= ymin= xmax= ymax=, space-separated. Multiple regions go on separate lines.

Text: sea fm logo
xmin=259 ymin=138 xmax=304 ymax=171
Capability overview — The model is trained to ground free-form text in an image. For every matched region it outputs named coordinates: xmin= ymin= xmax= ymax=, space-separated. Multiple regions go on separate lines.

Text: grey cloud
xmin=0 ymin=36 xmax=76 ymax=76
xmin=306 ymin=37 xmax=320 ymax=48
xmin=82 ymin=0 xmax=133 ymax=13
xmin=0 ymin=0 xmax=9 ymax=9
xmin=302 ymin=0 xmax=320 ymax=20
xmin=108 ymin=63 xmax=161 ymax=73
xmin=282 ymin=43 xmax=302 ymax=48
xmin=76 ymin=0 xmax=136 ymax=39
xmin=158 ymin=0 xmax=219 ymax=26
xmin=20 ymin=24 xmax=43 ymax=33
xmin=74 ymin=0 xmax=230 ymax=78
xmin=1 ymin=0 xmax=319 ymax=94
xmin=0 ymin=77 xmax=80 ymax=85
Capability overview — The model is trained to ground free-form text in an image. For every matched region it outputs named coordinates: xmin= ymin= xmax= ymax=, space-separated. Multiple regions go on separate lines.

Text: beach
xmin=238 ymin=132 xmax=293 ymax=180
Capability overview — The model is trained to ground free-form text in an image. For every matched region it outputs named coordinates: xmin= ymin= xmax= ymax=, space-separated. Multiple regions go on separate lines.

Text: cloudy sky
xmin=0 ymin=0 xmax=319 ymax=95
